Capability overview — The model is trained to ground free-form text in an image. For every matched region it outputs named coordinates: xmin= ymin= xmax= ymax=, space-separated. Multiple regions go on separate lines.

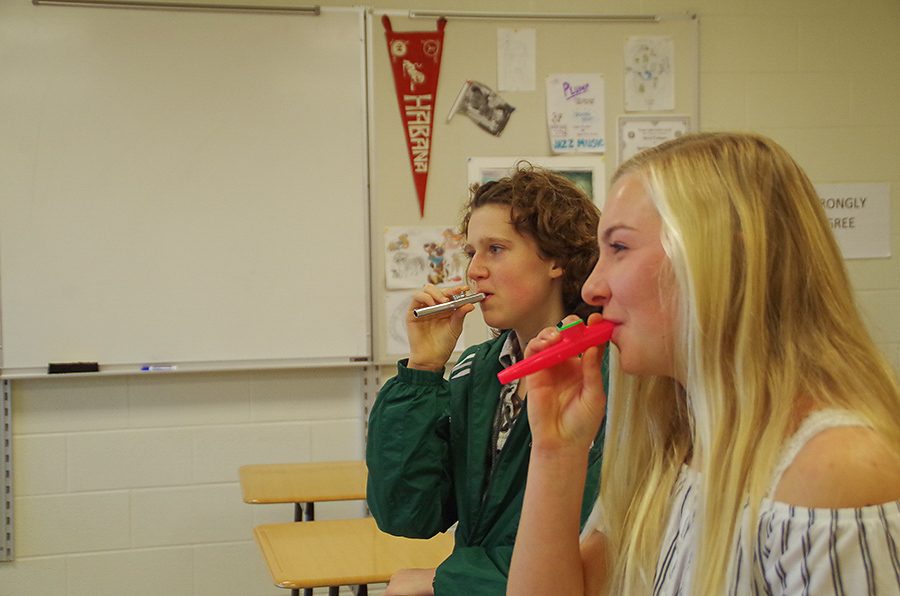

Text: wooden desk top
xmin=239 ymin=461 xmax=368 ymax=504
xmin=254 ymin=517 xmax=454 ymax=589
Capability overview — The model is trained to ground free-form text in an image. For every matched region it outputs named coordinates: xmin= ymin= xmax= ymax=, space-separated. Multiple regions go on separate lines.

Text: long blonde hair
xmin=598 ymin=132 xmax=900 ymax=594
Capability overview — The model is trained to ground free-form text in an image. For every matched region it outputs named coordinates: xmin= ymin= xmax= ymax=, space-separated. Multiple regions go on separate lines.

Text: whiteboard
xmin=0 ymin=3 xmax=370 ymax=375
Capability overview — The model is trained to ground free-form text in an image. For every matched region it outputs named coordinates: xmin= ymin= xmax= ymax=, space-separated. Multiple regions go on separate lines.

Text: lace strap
xmin=768 ymin=409 xmax=869 ymax=497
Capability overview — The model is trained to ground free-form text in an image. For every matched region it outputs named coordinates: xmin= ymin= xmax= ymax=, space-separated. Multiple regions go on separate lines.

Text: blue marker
xmin=141 ymin=365 xmax=177 ymax=372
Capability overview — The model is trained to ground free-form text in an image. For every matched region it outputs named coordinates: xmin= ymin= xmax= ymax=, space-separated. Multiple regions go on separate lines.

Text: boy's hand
xmin=406 ymin=284 xmax=475 ymax=372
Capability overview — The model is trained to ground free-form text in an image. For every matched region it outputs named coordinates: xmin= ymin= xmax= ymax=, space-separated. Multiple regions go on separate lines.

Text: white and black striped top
xmin=650 ymin=410 xmax=900 ymax=595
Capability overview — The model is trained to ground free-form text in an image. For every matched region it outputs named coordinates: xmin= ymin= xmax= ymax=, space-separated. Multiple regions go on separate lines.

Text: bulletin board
xmin=0 ymin=3 xmax=371 ymax=376
xmin=369 ymin=11 xmax=699 ymax=363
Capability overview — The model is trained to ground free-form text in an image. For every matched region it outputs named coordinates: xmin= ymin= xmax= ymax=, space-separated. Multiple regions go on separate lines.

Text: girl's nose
xmin=581 ymin=260 xmax=609 ymax=307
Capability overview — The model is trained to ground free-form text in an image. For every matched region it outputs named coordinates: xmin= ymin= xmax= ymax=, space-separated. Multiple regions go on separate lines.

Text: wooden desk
xmin=239 ymin=461 xmax=368 ymax=521
xmin=254 ymin=517 xmax=453 ymax=594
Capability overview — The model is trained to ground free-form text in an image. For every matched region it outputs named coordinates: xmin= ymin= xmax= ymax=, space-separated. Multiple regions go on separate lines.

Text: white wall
xmin=2 ymin=0 xmax=898 ymax=595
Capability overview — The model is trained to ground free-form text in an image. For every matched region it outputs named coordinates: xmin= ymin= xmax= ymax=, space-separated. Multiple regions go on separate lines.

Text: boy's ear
xmin=549 ymin=261 xmax=564 ymax=279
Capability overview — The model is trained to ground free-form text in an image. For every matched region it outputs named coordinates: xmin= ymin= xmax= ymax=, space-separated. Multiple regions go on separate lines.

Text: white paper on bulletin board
xmin=814 ymin=183 xmax=891 ymax=259
xmin=545 ymin=73 xmax=606 ymax=154
xmin=624 ymin=36 xmax=675 ymax=111
xmin=498 ymin=28 xmax=536 ymax=91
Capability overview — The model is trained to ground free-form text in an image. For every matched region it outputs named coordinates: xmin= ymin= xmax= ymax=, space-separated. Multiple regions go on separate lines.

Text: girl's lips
xmin=599 ymin=317 xmax=620 ymax=332
xmin=608 ymin=322 xmax=622 ymax=342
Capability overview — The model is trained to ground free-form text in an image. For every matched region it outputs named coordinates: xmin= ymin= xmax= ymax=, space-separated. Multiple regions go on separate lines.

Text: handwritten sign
xmin=814 ymin=183 xmax=891 ymax=259
xmin=545 ymin=73 xmax=605 ymax=154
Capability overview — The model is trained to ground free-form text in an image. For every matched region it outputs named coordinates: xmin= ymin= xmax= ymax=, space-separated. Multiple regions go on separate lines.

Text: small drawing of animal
xmin=403 ymin=60 xmax=426 ymax=90
xmin=388 ymin=233 xmax=410 ymax=251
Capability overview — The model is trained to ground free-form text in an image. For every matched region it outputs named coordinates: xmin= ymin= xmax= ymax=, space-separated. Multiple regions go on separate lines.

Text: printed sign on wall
xmin=815 ymin=183 xmax=891 ymax=259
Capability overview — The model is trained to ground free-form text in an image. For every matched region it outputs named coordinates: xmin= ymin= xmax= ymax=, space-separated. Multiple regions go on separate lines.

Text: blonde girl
xmin=509 ymin=132 xmax=900 ymax=595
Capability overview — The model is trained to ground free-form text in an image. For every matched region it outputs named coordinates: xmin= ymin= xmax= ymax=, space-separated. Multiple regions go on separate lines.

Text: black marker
xmin=413 ymin=292 xmax=486 ymax=319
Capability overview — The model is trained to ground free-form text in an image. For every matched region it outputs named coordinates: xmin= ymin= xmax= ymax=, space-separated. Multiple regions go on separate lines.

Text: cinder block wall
xmin=4 ymin=369 xmax=366 ymax=596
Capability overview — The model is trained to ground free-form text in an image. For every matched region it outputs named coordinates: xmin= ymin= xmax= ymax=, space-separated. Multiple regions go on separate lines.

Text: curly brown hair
xmin=460 ymin=162 xmax=601 ymax=315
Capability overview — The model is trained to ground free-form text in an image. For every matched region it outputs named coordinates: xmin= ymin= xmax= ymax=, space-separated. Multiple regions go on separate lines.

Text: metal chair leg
xmin=292 ymin=502 xmax=314 ymax=596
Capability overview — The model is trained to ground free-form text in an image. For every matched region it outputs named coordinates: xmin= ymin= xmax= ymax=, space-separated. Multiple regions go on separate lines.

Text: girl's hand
xmin=406 ymin=284 xmax=475 ymax=371
xmin=523 ymin=313 xmax=608 ymax=453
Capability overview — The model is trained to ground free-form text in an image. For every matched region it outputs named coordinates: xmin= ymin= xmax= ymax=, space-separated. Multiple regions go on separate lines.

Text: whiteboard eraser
xmin=48 ymin=362 xmax=99 ymax=374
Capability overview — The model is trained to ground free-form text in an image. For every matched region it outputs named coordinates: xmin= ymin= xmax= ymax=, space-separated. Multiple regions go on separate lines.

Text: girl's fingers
xmin=524 ymin=326 xmax=560 ymax=358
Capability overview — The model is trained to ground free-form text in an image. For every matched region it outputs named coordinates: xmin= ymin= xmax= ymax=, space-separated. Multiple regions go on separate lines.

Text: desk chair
xmin=240 ymin=461 xmax=369 ymax=596
xmin=239 ymin=460 xmax=368 ymax=522
xmin=254 ymin=517 xmax=453 ymax=596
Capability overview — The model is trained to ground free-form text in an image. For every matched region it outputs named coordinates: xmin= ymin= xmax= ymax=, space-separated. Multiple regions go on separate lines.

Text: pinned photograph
xmin=447 ymin=80 xmax=515 ymax=136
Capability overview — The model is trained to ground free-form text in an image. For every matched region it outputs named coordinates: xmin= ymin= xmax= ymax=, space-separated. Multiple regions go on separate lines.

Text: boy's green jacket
xmin=367 ymin=331 xmax=606 ymax=595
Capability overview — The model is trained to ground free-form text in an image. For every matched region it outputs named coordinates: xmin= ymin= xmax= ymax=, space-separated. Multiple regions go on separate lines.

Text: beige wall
xmin=4 ymin=369 xmax=368 ymax=596
xmin=2 ymin=1 xmax=897 ymax=595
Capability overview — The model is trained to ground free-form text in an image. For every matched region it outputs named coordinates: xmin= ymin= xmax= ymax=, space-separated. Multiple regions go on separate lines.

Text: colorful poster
xmin=384 ymin=226 xmax=468 ymax=290
xmin=467 ymin=155 xmax=606 ymax=207
xmin=383 ymin=16 xmax=447 ymax=217
xmin=545 ymin=73 xmax=605 ymax=154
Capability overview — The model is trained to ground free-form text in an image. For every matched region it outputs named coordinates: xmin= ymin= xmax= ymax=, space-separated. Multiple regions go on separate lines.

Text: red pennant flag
xmin=383 ymin=16 xmax=446 ymax=217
